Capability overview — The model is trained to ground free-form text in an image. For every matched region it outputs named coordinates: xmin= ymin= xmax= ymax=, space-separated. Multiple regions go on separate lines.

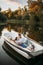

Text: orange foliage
xmin=29 ymin=2 xmax=40 ymax=13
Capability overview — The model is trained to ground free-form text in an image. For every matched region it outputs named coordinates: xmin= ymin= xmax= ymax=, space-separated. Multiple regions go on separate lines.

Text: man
xmin=14 ymin=33 xmax=35 ymax=51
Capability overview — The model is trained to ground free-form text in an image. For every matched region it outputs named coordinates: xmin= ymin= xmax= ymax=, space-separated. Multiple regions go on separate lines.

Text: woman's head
xmin=18 ymin=33 xmax=21 ymax=38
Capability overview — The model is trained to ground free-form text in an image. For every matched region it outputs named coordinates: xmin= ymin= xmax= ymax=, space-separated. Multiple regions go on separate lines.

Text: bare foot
xmin=27 ymin=47 xmax=34 ymax=52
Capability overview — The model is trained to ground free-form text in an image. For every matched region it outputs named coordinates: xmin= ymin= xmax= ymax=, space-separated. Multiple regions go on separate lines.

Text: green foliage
xmin=0 ymin=12 xmax=8 ymax=22
xmin=23 ymin=13 xmax=30 ymax=20
xmin=16 ymin=15 xmax=22 ymax=20
xmin=0 ymin=8 xmax=1 ymax=11
xmin=34 ymin=15 xmax=40 ymax=22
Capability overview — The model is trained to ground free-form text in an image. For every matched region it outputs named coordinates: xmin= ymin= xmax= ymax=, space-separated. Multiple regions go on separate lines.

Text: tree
xmin=0 ymin=12 xmax=8 ymax=22
xmin=0 ymin=8 xmax=1 ymax=11
xmin=17 ymin=15 xmax=22 ymax=20
xmin=23 ymin=13 xmax=30 ymax=20
xmin=29 ymin=13 xmax=40 ymax=31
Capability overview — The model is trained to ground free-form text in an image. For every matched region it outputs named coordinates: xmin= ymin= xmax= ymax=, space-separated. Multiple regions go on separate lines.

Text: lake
xmin=0 ymin=37 xmax=43 ymax=65
xmin=0 ymin=24 xmax=43 ymax=65
xmin=0 ymin=38 xmax=21 ymax=65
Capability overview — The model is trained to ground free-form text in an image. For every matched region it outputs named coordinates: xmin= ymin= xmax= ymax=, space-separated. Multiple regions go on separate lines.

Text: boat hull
xmin=2 ymin=36 xmax=43 ymax=59
xmin=2 ymin=42 xmax=43 ymax=65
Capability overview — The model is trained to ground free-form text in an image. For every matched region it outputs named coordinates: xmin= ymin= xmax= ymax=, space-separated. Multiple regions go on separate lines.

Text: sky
xmin=0 ymin=0 xmax=43 ymax=11
xmin=0 ymin=0 xmax=27 ymax=11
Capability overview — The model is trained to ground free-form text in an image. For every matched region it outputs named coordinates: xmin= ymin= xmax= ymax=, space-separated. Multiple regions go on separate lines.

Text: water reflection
xmin=2 ymin=42 xmax=43 ymax=65
xmin=0 ymin=26 xmax=43 ymax=65
xmin=0 ymin=39 xmax=20 ymax=65
xmin=2 ymin=43 xmax=29 ymax=65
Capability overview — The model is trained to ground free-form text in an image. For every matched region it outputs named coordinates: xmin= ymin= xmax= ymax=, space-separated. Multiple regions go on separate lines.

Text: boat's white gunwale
xmin=5 ymin=40 xmax=31 ymax=59
xmin=3 ymin=36 xmax=43 ymax=57
xmin=3 ymin=36 xmax=43 ymax=51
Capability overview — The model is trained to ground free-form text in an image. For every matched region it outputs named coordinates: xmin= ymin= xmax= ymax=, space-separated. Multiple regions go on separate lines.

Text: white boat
xmin=2 ymin=35 xmax=43 ymax=60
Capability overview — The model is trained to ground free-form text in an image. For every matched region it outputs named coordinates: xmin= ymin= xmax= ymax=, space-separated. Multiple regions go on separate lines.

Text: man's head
xmin=18 ymin=33 xmax=21 ymax=38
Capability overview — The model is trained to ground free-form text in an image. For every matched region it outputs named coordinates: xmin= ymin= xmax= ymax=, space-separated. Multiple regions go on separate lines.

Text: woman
xmin=14 ymin=33 xmax=35 ymax=51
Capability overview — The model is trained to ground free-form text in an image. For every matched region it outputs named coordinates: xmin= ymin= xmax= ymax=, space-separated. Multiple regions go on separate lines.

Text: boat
xmin=2 ymin=35 xmax=43 ymax=60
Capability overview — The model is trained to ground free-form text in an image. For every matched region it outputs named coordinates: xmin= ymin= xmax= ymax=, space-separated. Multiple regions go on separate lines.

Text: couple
xmin=1 ymin=23 xmax=35 ymax=51
xmin=13 ymin=33 xmax=35 ymax=51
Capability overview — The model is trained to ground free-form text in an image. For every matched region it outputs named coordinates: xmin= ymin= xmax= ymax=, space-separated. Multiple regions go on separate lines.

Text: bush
xmin=0 ymin=12 xmax=8 ymax=22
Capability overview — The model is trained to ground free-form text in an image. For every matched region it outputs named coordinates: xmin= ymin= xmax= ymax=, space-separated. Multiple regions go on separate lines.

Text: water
xmin=0 ymin=38 xmax=20 ymax=65
xmin=0 ymin=25 xmax=43 ymax=65
xmin=0 ymin=37 xmax=43 ymax=65
xmin=0 ymin=38 xmax=33 ymax=65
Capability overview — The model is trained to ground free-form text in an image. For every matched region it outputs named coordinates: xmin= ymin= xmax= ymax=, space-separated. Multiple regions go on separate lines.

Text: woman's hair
xmin=15 ymin=37 xmax=18 ymax=40
xmin=18 ymin=33 xmax=21 ymax=38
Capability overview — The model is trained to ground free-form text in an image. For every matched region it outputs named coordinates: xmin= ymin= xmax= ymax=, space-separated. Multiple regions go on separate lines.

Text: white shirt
xmin=15 ymin=37 xmax=28 ymax=44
